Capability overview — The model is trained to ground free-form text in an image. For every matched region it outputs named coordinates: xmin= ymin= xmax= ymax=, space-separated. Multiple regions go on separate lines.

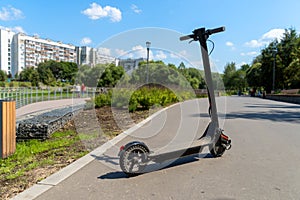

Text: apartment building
xmin=13 ymin=33 xmax=76 ymax=76
xmin=76 ymin=46 xmax=117 ymax=67
xmin=0 ymin=28 xmax=76 ymax=77
xmin=76 ymin=46 xmax=96 ymax=67
xmin=118 ymin=58 xmax=146 ymax=72
xmin=0 ymin=29 xmax=15 ymax=75
xmin=0 ymin=28 xmax=121 ymax=77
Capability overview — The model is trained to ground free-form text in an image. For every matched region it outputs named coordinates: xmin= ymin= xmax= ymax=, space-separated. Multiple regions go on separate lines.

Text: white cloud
xmin=155 ymin=50 xmax=167 ymax=60
xmin=131 ymin=4 xmax=142 ymax=14
xmin=97 ymin=47 xmax=111 ymax=56
xmin=226 ymin=41 xmax=234 ymax=47
xmin=82 ymin=3 xmax=122 ymax=22
xmin=245 ymin=39 xmax=262 ymax=48
xmin=0 ymin=5 xmax=24 ymax=21
xmin=132 ymin=45 xmax=144 ymax=51
xmin=80 ymin=37 xmax=92 ymax=45
xmin=245 ymin=28 xmax=285 ymax=48
xmin=241 ymin=51 xmax=258 ymax=56
xmin=0 ymin=25 xmax=26 ymax=33
xmin=262 ymin=29 xmax=285 ymax=40
xmin=115 ymin=48 xmax=127 ymax=57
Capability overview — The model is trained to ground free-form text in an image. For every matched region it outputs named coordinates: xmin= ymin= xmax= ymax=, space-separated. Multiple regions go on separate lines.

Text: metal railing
xmin=0 ymin=87 xmax=99 ymax=109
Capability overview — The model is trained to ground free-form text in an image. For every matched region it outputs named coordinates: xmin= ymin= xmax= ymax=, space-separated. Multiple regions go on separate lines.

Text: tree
xmin=98 ymin=64 xmax=125 ymax=87
xmin=223 ymin=62 xmax=237 ymax=90
xmin=284 ymin=58 xmax=300 ymax=88
xmin=36 ymin=60 xmax=78 ymax=85
xmin=246 ymin=62 xmax=262 ymax=89
xmin=0 ymin=70 xmax=7 ymax=82
xmin=37 ymin=63 xmax=56 ymax=85
xmin=19 ymin=67 xmax=39 ymax=86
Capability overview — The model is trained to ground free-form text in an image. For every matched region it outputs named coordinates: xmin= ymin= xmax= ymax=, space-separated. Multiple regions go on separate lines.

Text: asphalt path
xmin=23 ymin=96 xmax=300 ymax=200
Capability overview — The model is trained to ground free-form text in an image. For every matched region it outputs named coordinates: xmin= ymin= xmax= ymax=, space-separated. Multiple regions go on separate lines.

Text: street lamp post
xmin=272 ymin=47 xmax=277 ymax=93
xmin=146 ymin=41 xmax=151 ymax=84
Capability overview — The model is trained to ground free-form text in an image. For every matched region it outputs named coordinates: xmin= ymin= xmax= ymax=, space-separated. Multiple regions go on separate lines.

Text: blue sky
xmin=1 ymin=0 xmax=300 ymax=72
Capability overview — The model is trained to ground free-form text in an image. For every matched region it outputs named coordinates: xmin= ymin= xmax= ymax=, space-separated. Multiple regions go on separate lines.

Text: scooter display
xmin=118 ymin=26 xmax=232 ymax=177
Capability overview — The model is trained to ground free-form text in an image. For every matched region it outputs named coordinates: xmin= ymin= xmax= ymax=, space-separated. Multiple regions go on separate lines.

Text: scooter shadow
xmin=98 ymin=153 xmax=213 ymax=180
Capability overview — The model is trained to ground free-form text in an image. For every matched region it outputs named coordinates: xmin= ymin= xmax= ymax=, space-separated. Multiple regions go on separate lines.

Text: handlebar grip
xmin=180 ymin=34 xmax=193 ymax=41
xmin=207 ymin=26 xmax=225 ymax=35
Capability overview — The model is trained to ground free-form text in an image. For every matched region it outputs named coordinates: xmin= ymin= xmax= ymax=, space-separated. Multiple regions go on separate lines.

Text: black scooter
xmin=118 ymin=26 xmax=232 ymax=177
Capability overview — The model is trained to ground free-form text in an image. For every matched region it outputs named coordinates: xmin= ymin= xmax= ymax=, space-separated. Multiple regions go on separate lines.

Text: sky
xmin=1 ymin=0 xmax=300 ymax=72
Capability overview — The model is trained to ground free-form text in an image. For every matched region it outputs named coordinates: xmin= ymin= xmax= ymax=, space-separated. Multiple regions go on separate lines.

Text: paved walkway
xmin=12 ymin=98 xmax=212 ymax=200
xmin=16 ymin=98 xmax=89 ymax=120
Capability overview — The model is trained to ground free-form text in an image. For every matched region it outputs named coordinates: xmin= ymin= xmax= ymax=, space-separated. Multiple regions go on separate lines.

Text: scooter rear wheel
xmin=119 ymin=144 xmax=148 ymax=176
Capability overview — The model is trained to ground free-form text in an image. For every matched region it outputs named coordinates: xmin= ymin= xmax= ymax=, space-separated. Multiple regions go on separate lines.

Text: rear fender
xmin=118 ymin=141 xmax=150 ymax=156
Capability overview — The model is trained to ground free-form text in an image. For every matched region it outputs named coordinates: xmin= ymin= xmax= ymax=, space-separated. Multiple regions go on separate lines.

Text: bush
xmin=94 ymin=93 xmax=111 ymax=108
xmin=0 ymin=82 xmax=5 ymax=87
xmin=93 ymin=86 xmax=195 ymax=112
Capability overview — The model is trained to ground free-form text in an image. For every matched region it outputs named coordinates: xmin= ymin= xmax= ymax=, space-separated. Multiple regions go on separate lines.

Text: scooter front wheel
xmin=119 ymin=144 xmax=149 ymax=176
xmin=210 ymin=142 xmax=226 ymax=157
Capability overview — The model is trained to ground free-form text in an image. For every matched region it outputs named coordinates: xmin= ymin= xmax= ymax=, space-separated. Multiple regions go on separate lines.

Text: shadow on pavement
xmin=97 ymin=153 xmax=213 ymax=180
xmin=225 ymin=110 xmax=300 ymax=124
xmin=245 ymin=103 xmax=300 ymax=109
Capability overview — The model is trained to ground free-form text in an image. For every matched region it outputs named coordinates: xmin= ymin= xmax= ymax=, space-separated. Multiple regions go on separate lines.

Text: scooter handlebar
xmin=180 ymin=26 xmax=225 ymax=41
xmin=207 ymin=26 xmax=225 ymax=35
xmin=179 ymin=34 xmax=194 ymax=41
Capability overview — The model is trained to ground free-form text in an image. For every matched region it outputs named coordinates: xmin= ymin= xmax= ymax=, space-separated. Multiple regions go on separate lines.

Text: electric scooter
xmin=118 ymin=26 xmax=232 ymax=177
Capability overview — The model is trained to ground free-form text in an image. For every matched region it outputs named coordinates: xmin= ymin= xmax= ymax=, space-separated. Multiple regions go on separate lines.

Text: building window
xmin=8 ymin=67 xmax=11 ymax=70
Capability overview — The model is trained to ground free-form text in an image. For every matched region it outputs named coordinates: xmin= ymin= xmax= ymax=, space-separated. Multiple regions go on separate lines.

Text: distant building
xmin=76 ymin=46 xmax=96 ymax=67
xmin=13 ymin=33 xmax=76 ymax=76
xmin=76 ymin=46 xmax=118 ymax=67
xmin=0 ymin=29 xmax=15 ymax=75
xmin=0 ymin=27 xmax=122 ymax=77
xmin=0 ymin=28 xmax=76 ymax=77
xmin=118 ymin=58 xmax=146 ymax=72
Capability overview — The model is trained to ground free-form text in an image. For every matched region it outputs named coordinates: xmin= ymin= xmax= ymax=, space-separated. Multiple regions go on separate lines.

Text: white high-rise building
xmin=76 ymin=46 xmax=117 ymax=67
xmin=13 ymin=33 xmax=76 ymax=76
xmin=76 ymin=46 xmax=96 ymax=67
xmin=0 ymin=29 xmax=15 ymax=75
xmin=0 ymin=28 xmax=77 ymax=77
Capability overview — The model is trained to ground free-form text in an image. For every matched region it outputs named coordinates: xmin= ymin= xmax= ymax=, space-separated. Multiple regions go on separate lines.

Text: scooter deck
xmin=149 ymin=136 xmax=212 ymax=162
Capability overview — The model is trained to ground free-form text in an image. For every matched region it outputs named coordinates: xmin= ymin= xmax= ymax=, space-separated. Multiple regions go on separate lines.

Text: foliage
xmin=37 ymin=63 xmax=56 ymax=85
xmin=38 ymin=60 xmax=78 ymax=84
xmin=93 ymin=86 xmax=195 ymax=112
xmin=19 ymin=67 xmax=40 ymax=87
xmin=94 ymin=93 xmax=111 ymax=108
xmin=97 ymin=64 xmax=125 ymax=87
xmin=0 ymin=70 xmax=7 ymax=82
xmin=76 ymin=63 xmax=126 ymax=88
xmin=223 ymin=62 xmax=248 ymax=91
xmin=246 ymin=28 xmax=300 ymax=92
xmin=0 ymin=131 xmax=87 ymax=181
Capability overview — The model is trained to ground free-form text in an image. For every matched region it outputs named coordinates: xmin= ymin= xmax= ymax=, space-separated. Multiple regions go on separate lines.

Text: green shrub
xmin=94 ymin=86 xmax=196 ymax=112
xmin=94 ymin=93 xmax=111 ymax=108
xmin=111 ymin=89 xmax=131 ymax=108
xmin=0 ymin=82 xmax=5 ymax=87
